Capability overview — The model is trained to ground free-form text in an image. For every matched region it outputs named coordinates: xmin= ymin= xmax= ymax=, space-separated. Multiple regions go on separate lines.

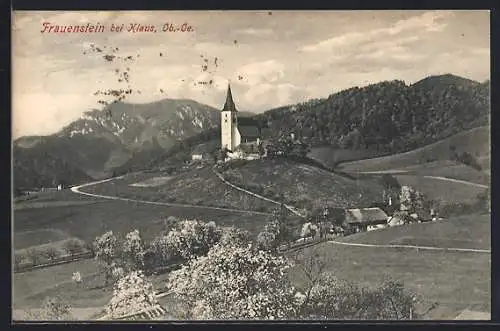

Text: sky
xmin=12 ymin=10 xmax=490 ymax=138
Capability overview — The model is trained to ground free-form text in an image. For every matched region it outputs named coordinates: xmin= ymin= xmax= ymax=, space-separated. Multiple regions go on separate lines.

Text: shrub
xmin=42 ymin=246 xmax=61 ymax=261
xmin=25 ymin=248 xmax=42 ymax=266
xmin=24 ymin=296 xmax=73 ymax=321
xmin=64 ymin=239 xmax=84 ymax=256
xmin=14 ymin=252 xmax=24 ymax=269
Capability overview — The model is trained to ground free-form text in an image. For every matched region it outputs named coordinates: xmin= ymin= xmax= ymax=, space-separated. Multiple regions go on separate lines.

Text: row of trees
xmin=30 ymin=209 xmax=423 ymax=321
xmin=14 ymin=239 xmax=86 ymax=270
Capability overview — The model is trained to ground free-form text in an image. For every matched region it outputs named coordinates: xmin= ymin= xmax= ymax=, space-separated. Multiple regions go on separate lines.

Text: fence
xmin=13 ymin=251 xmax=94 ymax=273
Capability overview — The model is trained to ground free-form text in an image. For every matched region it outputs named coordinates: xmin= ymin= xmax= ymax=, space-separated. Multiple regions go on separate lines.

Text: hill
xmin=337 ymin=126 xmax=490 ymax=173
xmin=117 ymin=74 xmax=490 ymax=175
xmin=13 ymin=99 xmax=226 ymax=189
xmin=253 ymin=74 xmax=489 ymax=155
xmin=219 ymin=158 xmax=385 ymax=211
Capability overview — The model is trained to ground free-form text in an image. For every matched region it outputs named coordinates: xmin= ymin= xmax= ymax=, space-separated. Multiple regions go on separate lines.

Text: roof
xmin=454 ymin=309 xmax=490 ymax=320
xmin=345 ymin=207 xmax=388 ymax=224
xmin=221 ymin=84 xmax=237 ymax=113
xmin=238 ymin=125 xmax=260 ymax=139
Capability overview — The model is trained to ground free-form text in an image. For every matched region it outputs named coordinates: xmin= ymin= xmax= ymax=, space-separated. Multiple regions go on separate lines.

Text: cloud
xmin=299 ymin=11 xmax=453 ymax=53
xmin=233 ymin=28 xmax=273 ymax=35
xmin=236 ymin=60 xmax=285 ymax=85
xmin=11 ymin=10 xmax=489 ymax=137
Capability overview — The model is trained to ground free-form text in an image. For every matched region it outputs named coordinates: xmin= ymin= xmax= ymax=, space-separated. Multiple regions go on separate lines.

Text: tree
xmin=105 ymin=270 xmax=160 ymax=319
xmin=93 ymin=231 xmax=119 ymax=286
xmin=122 ymin=229 xmax=145 ymax=271
xmin=399 ymin=185 xmax=426 ymax=213
xmin=257 ymin=205 xmax=295 ymax=250
xmin=167 ymin=242 xmax=301 ymax=319
xmin=165 ymin=219 xmax=223 ymax=259
xmin=300 ymin=222 xmax=318 ymax=239
xmin=64 ymin=239 xmax=84 ymax=256
xmin=25 ymin=248 xmax=41 ymax=266
xmin=43 ymin=246 xmax=60 ymax=261
xmin=219 ymin=226 xmax=252 ymax=246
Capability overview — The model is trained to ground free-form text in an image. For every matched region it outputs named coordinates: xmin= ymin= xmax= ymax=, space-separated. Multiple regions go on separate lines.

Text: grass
xmin=14 ymin=197 xmax=273 ymax=249
xmin=392 ymin=174 xmax=486 ymax=204
xmin=13 ymin=258 xmax=102 ymax=309
xmin=83 ymin=165 xmax=278 ymax=214
xmin=337 ymin=126 xmax=490 ymax=175
xmin=221 ymin=158 xmax=385 ymax=210
xmin=341 ymin=213 xmax=491 ymax=250
xmin=14 ymin=229 xmax=70 ymax=250
xmin=307 ymin=146 xmax=377 ymax=169
xmin=393 ymin=160 xmax=490 ymax=186
xmin=289 ymin=212 xmax=491 ymax=319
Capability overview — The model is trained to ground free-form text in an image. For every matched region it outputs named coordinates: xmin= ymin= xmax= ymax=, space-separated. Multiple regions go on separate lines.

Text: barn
xmin=344 ymin=207 xmax=389 ymax=233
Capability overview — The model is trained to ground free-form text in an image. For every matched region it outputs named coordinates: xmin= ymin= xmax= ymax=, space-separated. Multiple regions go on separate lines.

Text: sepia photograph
xmin=12 ymin=10 xmax=491 ymax=321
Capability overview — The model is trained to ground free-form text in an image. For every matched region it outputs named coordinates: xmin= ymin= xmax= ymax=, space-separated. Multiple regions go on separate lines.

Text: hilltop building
xmin=220 ymin=84 xmax=269 ymax=158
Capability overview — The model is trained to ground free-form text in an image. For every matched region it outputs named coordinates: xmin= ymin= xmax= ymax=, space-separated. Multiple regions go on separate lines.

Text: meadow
xmin=337 ymin=126 xmax=490 ymax=175
xmin=289 ymin=213 xmax=491 ymax=319
xmin=220 ymin=158 xmax=385 ymax=210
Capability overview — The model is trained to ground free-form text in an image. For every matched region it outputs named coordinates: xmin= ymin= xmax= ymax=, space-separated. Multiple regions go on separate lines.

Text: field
xmin=14 ymin=195 xmax=274 ymax=250
xmin=289 ymin=213 xmax=491 ymax=319
xmin=307 ymin=147 xmax=377 ymax=169
xmin=221 ymin=158 xmax=385 ymax=210
xmin=392 ymin=174 xmax=486 ymax=204
xmin=81 ymin=166 xmax=279 ymax=214
xmin=337 ymin=126 xmax=490 ymax=177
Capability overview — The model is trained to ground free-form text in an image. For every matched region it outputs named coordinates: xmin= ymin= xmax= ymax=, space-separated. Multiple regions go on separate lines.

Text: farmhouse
xmin=410 ymin=209 xmax=433 ymax=223
xmin=220 ymin=84 xmax=269 ymax=155
xmin=344 ymin=207 xmax=389 ymax=233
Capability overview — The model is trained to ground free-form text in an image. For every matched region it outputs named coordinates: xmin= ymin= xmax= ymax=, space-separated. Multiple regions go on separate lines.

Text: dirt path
xmin=70 ymin=176 xmax=271 ymax=216
xmin=328 ymin=240 xmax=491 ymax=253
xmin=350 ymin=170 xmax=488 ymax=189
xmin=211 ymin=169 xmax=307 ymax=218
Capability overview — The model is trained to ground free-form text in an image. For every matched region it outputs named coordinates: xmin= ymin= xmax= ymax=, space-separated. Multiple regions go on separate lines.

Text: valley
xmin=12 ymin=73 xmax=491 ymax=321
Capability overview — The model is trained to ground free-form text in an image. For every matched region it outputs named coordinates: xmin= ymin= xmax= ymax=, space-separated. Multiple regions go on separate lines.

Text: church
xmin=220 ymin=84 xmax=269 ymax=155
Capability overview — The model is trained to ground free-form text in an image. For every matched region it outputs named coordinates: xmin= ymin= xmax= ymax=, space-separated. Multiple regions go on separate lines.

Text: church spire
xmin=222 ymin=83 xmax=237 ymax=112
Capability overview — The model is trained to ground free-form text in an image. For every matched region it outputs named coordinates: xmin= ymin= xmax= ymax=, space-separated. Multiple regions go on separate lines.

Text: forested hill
xmin=253 ymin=74 xmax=490 ymax=154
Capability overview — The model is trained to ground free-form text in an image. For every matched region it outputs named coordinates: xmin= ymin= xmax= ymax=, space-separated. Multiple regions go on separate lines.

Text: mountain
xmin=13 ymin=99 xmax=226 ymax=189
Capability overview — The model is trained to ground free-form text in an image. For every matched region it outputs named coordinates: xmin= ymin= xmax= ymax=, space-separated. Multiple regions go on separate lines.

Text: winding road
xmin=70 ymin=176 xmax=271 ymax=216
xmin=353 ymin=170 xmax=489 ymax=189
xmin=70 ymin=167 xmax=489 ymax=254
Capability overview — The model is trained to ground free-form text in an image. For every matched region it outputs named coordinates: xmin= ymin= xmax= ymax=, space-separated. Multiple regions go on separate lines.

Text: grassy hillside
xmin=290 ymin=213 xmax=491 ymax=319
xmin=341 ymin=214 xmax=490 ymax=250
xmin=220 ymin=158 xmax=385 ymax=210
xmin=338 ymin=126 xmax=490 ymax=173
xmin=307 ymin=147 xmax=378 ymax=169
xmin=82 ymin=166 xmax=280 ymax=215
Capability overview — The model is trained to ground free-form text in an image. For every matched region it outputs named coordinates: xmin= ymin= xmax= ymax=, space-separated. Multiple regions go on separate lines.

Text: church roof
xmin=221 ymin=84 xmax=237 ymax=113
xmin=238 ymin=125 xmax=260 ymax=139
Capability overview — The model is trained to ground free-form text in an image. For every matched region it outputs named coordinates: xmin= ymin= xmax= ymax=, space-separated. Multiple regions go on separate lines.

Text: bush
xmin=63 ymin=239 xmax=84 ymax=256
xmin=14 ymin=252 xmax=24 ymax=269
xmin=25 ymin=248 xmax=42 ymax=266
xmin=42 ymin=246 xmax=61 ymax=261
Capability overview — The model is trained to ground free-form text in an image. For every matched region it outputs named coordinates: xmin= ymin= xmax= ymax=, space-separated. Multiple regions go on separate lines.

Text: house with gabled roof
xmin=344 ymin=207 xmax=389 ymax=233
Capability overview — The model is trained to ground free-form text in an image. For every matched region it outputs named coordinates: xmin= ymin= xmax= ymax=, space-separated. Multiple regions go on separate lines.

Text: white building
xmin=220 ymin=84 xmax=268 ymax=155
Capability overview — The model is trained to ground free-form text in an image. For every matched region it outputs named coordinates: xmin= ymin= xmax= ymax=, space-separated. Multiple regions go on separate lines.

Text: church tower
xmin=221 ymin=83 xmax=241 ymax=151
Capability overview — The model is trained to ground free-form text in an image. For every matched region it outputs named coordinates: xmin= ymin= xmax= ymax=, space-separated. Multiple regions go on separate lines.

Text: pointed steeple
xmin=222 ymin=83 xmax=237 ymax=112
